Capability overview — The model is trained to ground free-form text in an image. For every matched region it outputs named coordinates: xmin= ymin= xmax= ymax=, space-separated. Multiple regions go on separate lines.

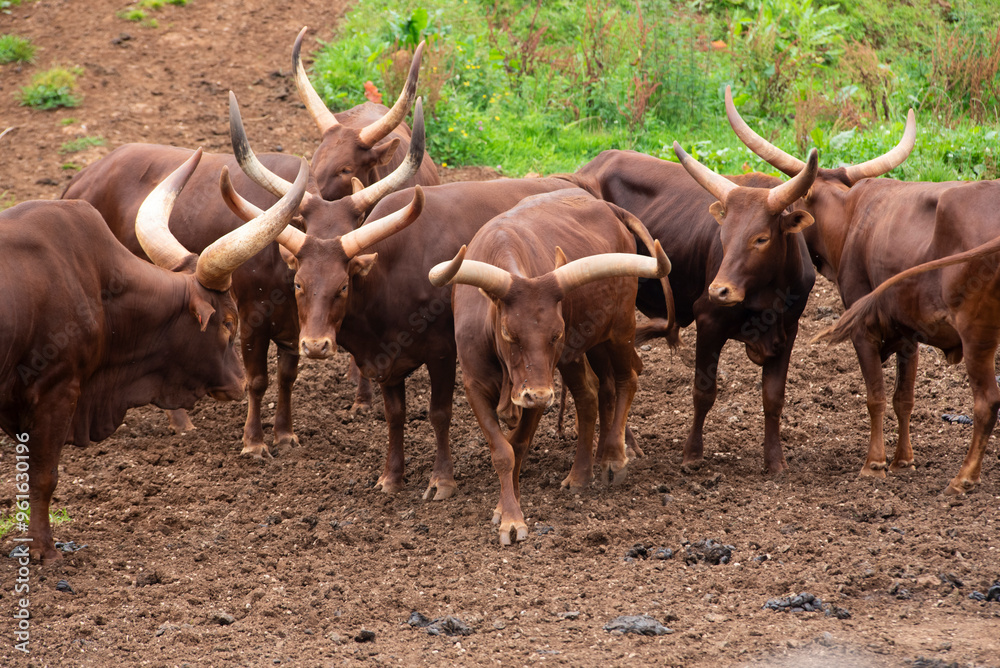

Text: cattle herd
xmin=3 ymin=29 xmax=999 ymax=565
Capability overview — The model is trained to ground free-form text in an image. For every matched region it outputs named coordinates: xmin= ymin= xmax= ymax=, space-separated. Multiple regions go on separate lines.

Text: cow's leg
xmin=946 ymin=330 xmax=1000 ymax=495
xmin=422 ymin=357 xmax=457 ymax=501
xmin=348 ymin=356 xmax=373 ymax=414
xmin=596 ymin=344 xmax=639 ymax=485
xmin=240 ymin=332 xmax=272 ymax=459
xmin=272 ymin=347 xmax=300 ymax=450
xmin=760 ymin=328 xmax=796 ymax=474
xmin=25 ymin=385 xmax=78 ymax=563
xmin=851 ymin=336 xmax=889 ymax=477
xmin=683 ymin=329 xmax=726 ymax=468
xmin=889 ymin=343 xmax=919 ymax=472
xmin=490 ymin=406 xmax=544 ymax=544
xmin=166 ymin=409 xmax=196 ymax=434
xmin=375 ymin=381 xmax=407 ymax=494
xmin=558 ymin=358 xmax=598 ymax=491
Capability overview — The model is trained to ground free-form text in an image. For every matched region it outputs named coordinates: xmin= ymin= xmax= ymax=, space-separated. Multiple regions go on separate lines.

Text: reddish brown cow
xmin=1 ymin=150 xmax=307 ymax=562
xmin=725 ymin=90 xmax=1000 ymax=494
xmin=575 ymin=146 xmax=817 ymax=474
xmin=227 ymin=131 xmax=592 ymax=497
xmin=429 ymin=189 xmax=669 ymax=544
xmin=292 ymin=27 xmax=440 ymax=201
xmin=61 ymin=93 xmax=427 ymax=457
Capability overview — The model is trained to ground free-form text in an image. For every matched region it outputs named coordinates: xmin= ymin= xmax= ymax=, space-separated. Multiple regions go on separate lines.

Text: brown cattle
xmin=575 ymin=146 xmax=817 ymax=474
xmin=229 ymin=131 xmax=592 ymax=497
xmin=429 ymin=189 xmax=669 ymax=544
xmin=724 ymin=91 xmax=1000 ymax=494
xmin=292 ymin=27 xmax=440 ymax=201
xmin=61 ymin=93 xmax=426 ymax=457
xmin=1 ymin=150 xmax=307 ymax=562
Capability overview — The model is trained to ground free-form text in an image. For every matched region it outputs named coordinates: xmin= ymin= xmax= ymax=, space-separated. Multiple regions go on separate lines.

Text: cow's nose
xmin=709 ymin=282 xmax=744 ymax=305
xmin=300 ymin=337 xmax=334 ymax=359
xmin=516 ymin=386 xmax=555 ymax=409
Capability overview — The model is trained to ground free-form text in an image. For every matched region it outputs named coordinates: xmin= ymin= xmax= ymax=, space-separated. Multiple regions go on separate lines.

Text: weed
xmin=59 ymin=135 xmax=106 ymax=154
xmin=0 ymin=507 xmax=73 ymax=541
xmin=59 ymin=117 xmax=78 ymax=125
xmin=17 ymin=65 xmax=83 ymax=110
xmin=118 ymin=8 xmax=148 ymax=22
xmin=0 ymin=33 xmax=35 ymax=64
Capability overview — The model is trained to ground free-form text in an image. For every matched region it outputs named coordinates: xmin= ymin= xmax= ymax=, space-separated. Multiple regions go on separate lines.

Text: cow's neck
xmin=803 ymin=181 xmax=852 ymax=283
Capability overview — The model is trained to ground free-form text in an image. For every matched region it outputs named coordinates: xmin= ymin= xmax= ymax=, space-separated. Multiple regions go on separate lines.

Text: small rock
xmin=535 ymin=525 xmax=554 ymax=535
xmin=603 ymin=615 xmax=672 ymax=636
xmin=155 ymin=622 xmax=179 ymax=637
xmin=986 ymin=584 xmax=1000 ymax=602
xmin=826 ymin=606 xmax=851 ymax=620
xmin=492 ymin=619 xmax=506 ymax=630
xmin=624 ymin=543 xmax=649 ymax=560
xmin=968 ymin=591 xmax=987 ymax=602
xmin=425 ymin=616 xmax=473 ymax=637
xmin=354 ymin=629 xmax=376 ymax=643
xmin=818 ymin=631 xmax=835 ymax=647
xmin=55 ymin=541 xmax=87 ymax=553
xmin=704 ymin=613 xmax=728 ymax=623
xmin=654 ymin=548 xmax=674 ymax=560
xmin=558 ymin=611 xmax=581 ymax=620
xmin=407 ymin=611 xmax=432 ymax=627
xmin=640 ymin=344 xmax=652 ymax=351
xmin=327 ymin=632 xmax=344 ymax=645
xmin=941 ymin=413 xmax=973 ymax=425
xmin=683 ymin=539 xmax=734 ymax=565
xmin=211 ymin=611 xmax=236 ymax=626
xmin=55 ymin=580 xmax=75 ymax=594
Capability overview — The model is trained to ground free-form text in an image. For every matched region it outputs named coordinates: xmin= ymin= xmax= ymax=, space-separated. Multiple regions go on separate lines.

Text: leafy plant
xmin=0 ymin=33 xmax=35 ymax=64
xmin=0 ymin=507 xmax=73 ymax=540
xmin=17 ymin=65 xmax=83 ymax=110
xmin=59 ymin=135 xmax=106 ymax=154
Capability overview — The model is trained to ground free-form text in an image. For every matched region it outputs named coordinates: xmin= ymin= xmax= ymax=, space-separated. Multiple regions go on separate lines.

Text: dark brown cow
xmin=429 ymin=189 xmax=669 ymax=544
xmin=1 ymin=150 xmax=307 ymax=562
xmin=726 ymin=90 xmax=1000 ymax=494
xmin=61 ymin=93 xmax=426 ymax=458
xmin=292 ymin=27 xmax=440 ymax=201
xmin=575 ymin=146 xmax=817 ymax=474
xmin=228 ymin=133 xmax=592 ymax=498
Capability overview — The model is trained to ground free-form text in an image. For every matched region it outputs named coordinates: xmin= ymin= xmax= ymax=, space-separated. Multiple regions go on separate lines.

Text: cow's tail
xmin=607 ymin=202 xmax=682 ymax=350
xmin=813 ymin=233 xmax=1000 ymax=345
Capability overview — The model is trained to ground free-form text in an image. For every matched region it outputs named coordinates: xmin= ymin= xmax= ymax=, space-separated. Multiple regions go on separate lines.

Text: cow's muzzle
xmin=708 ymin=282 xmax=745 ymax=306
xmin=513 ymin=386 xmax=555 ymax=409
xmin=299 ymin=337 xmax=336 ymax=359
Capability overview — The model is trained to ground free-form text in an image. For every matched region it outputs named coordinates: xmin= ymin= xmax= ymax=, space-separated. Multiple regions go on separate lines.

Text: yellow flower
xmin=494 ymin=115 xmax=500 ymax=121
xmin=462 ymin=131 xmax=468 ymax=137
xmin=463 ymin=82 xmax=470 ymax=86
xmin=448 ymin=127 xmax=454 ymax=132
xmin=442 ymin=162 xmax=448 ymax=167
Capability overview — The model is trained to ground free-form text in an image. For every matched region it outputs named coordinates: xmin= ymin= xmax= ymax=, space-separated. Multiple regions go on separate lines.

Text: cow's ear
xmin=279 ymin=245 xmax=299 ymax=271
xmin=349 ymin=253 xmax=378 ymax=278
xmin=554 ymin=246 xmax=568 ymax=269
xmin=708 ymin=201 xmax=726 ymax=225
xmin=351 ymin=177 xmax=364 ymax=194
xmin=374 ymin=138 xmax=401 ymax=167
xmin=189 ymin=291 xmax=217 ymax=333
xmin=780 ymin=210 xmax=815 ymax=234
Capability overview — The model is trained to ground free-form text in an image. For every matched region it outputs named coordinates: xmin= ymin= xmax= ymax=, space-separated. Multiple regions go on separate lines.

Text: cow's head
xmin=292 ymin=27 xmax=424 ymax=201
xmin=223 ymin=95 xmax=428 ymax=361
xmin=430 ymin=243 xmax=669 ymax=409
xmin=673 ymin=141 xmax=818 ymax=306
xmin=723 ymin=86 xmax=916 ymax=279
xmin=135 ymin=148 xmax=308 ymax=402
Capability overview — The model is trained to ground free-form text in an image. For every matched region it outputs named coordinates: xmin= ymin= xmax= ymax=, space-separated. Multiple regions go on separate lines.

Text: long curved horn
xmin=195 ymin=158 xmax=309 ymax=291
xmin=339 ymin=185 xmax=424 ymax=258
xmin=552 ymin=242 xmax=669 ymax=294
xmin=219 ymin=165 xmax=307 ymax=255
xmin=725 ymin=86 xmax=805 ymax=177
xmin=357 ymin=41 xmax=425 ymax=148
xmin=230 ymin=90 xmax=297 ymax=198
xmin=293 ymin=26 xmax=340 ymax=135
xmin=428 ymin=245 xmax=514 ymax=298
xmin=767 ymin=148 xmax=819 ymax=214
xmin=135 ymin=148 xmax=201 ymax=271
xmin=673 ymin=142 xmax=738 ymax=206
xmin=349 ymin=97 xmax=426 ymax=212
xmin=843 ymin=109 xmax=916 ymax=183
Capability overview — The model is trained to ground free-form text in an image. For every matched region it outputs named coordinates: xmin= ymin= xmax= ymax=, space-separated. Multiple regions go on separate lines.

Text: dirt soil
xmin=1 ymin=1 xmax=999 ymax=666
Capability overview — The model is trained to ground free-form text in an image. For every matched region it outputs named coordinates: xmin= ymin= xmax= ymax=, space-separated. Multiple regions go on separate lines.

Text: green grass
xmin=59 ymin=135 xmax=106 ymax=154
xmin=0 ymin=34 xmax=35 ymax=64
xmin=119 ymin=0 xmax=188 ymax=24
xmin=0 ymin=507 xmax=72 ymax=540
xmin=310 ymin=0 xmax=1000 ymax=179
xmin=17 ymin=65 xmax=82 ymax=110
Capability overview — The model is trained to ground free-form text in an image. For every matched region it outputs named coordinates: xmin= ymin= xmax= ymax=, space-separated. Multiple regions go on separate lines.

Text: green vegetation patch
xmin=0 ymin=34 xmax=35 ymax=64
xmin=17 ymin=65 xmax=83 ymax=110
xmin=59 ymin=135 xmax=106 ymax=154
xmin=0 ymin=507 xmax=72 ymax=541
xmin=311 ymin=0 xmax=999 ymax=179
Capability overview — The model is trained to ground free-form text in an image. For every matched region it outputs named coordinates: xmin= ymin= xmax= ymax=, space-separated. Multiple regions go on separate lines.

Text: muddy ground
xmin=1 ymin=1 xmax=999 ymax=666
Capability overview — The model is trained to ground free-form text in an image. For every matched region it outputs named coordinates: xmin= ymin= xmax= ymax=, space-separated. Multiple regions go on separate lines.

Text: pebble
xmin=55 ymin=579 xmax=75 ymax=594
xmin=763 ymin=592 xmax=824 ymax=613
xmin=683 ymin=539 xmax=735 ymax=565
xmin=603 ymin=615 xmax=673 ymax=636
xmin=55 ymin=541 xmax=88 ymax=553
xmin=354 ymin=629 xmax=376 ymax=643
xmin=941 ymin=413 xmax=973 ymax=425
xmin=211 ymin=611 xmax=236 ymax=626
xmin=408 ymin=611 xmax=474 ymax=636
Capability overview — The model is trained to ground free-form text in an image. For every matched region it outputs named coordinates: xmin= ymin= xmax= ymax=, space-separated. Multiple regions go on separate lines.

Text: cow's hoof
xmin=888 ymin=459 xmax=915 ymax=472
xmin=350 ymin=400 xmax=371 ymax=415
xmin=764 ymin=460 xmax=788 ymax=476
xmin=499 ymin=521 xmax=528 ymax=546
xmin=859 ymin=465 xmax=887 ymax=479
xmin=491 ymin=508 xmax=502 ymax=525
xmin=560 ymin=475 xmax=591 ymax=492
xmin=944 ymin=478 xmax=976 ymax=496
xmin=600 ymin=462 xmax=628 ymax=486
xmin=28 ymin=543 xmax=62 ymax=564
xmin=240 ymin=444 xmax=273 ymax=460
xmin=274 ymin=432 xmax=300 ymax=449
xmin=375 ymin=475 xmax=404 ymax=495
xmin=167 ymin=410 xmax=196 ymax=434
xmin=422 ymin=478 xmax=457 ymax=501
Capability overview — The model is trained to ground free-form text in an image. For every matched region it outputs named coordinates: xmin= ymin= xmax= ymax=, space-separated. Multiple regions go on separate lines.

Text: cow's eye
xmin=501 ymin=325 xmax=515 ymax=343
xmin=340 ymin=283 xmax=349 ymax=294
xmin=754 ymin=236 xmax=770 ymax=247
xmin=294 ymin=281 xmax=303 ymax=292
xmin=551 ymin=331 xmax=563 ymax=343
